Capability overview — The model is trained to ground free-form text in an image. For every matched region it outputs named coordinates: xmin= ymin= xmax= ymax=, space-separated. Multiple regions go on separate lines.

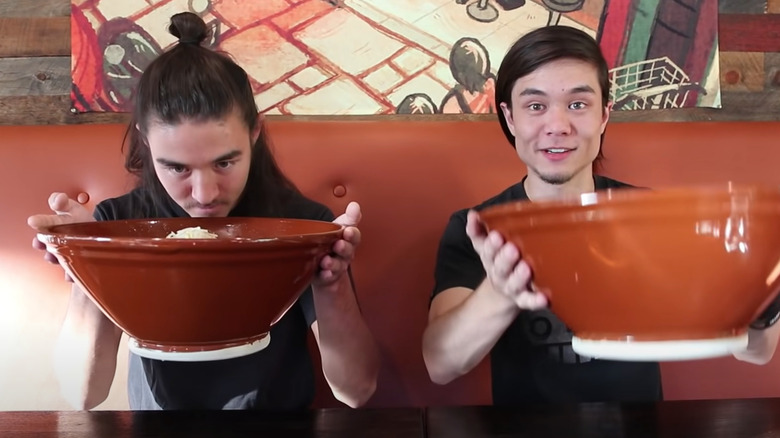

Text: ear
xmin=251 ymin=113 xmax=264 ymax=144
xmin=499 ymin=102 xmax=517 ymax=137
xmin=600 ymin=101 xmax=612 ymax=135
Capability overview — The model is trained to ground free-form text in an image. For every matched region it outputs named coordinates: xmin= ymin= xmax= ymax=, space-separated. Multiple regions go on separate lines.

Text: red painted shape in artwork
xmin=597 ymin=0 xmax=632 ymax=69
xmin=70 ymin=6 xmax=105 ymax=112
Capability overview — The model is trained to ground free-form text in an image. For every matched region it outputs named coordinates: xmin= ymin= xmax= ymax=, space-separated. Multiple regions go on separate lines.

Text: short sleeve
xmin=431 ymin=210 xmax=485 ymax=302
xmin=316 ymin=208 xmax=335 ymax=222
xmin=90 ymin=188 xmax=157 ymax=221
xmin=298 ymin=286 xmax=317 ymax=327
xmin=93 ymin=201 xmax=115 ymax=222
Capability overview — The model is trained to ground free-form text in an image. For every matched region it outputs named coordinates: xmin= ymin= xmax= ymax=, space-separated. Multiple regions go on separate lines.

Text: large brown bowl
xmin=37 ymin=217 xmax=342 ymax=353
xmin=479 ymin=183 xmax=780 ymax=348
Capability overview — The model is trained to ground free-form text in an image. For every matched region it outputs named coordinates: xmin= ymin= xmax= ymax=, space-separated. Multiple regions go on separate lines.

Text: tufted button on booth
xmin=332 ymin=185 xmax=347 ymax=198
xmin=77 ymin=192 xmax=90 ymax=204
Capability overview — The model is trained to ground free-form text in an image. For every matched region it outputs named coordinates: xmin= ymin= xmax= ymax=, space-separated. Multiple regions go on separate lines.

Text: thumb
xmin=345 ymin=201 xmax=361 ymax=224
xmin=334 ymin=201 xmax=361 ymax=227
xmin=465 ymin=210 xmax=487 ymax=240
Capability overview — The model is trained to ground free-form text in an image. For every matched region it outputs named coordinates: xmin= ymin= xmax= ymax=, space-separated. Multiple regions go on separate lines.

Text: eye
xmin=215 ymin=160 xmax=235 ymax=170
xmin=569 ymin=101 xmax=587 ymax=110
xmin=167 ymin=165 xmax=189 ymax=175
xmin=528 ymin=103 xmax=545 ymax=111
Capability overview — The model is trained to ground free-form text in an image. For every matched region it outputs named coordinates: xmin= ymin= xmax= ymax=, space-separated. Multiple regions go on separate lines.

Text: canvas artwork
xmin=70 ymin=0 xmax=720 ymax=116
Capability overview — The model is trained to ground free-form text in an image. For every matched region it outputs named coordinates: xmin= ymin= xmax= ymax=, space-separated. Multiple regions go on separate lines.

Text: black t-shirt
xmin=94 ymin=186 xmax=334 ymax=410
xmin=432 ymin=175 xmax=663 ymax=405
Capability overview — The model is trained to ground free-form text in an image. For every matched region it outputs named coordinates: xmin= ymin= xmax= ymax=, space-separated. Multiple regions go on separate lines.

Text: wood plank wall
xmin=0 ymin=0 xmax=779 ymax=125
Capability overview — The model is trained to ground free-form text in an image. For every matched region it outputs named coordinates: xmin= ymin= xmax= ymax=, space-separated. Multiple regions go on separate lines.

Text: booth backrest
xmin=2 ymin=119 xmax=780 ymax=410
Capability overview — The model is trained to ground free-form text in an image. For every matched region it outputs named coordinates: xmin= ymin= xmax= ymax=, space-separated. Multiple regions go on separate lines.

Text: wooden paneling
xmin=0 ymin=95 xmax=128 ymax=125
xmin=0 ymin=0 xmax=70 ymax=17
xmin=0 ymin=17 xmax=70 ymax=57
xmin=611 ymin=90 xmax=780 ymax=122
xmin=719 ymin=14 xmax=780 ymax=52
xmin=719 ymin=0 xmax=766 ymax=14
xmin=0 ymin=57 xmax=70 ymax=96
xmin=720 ymin=52 xmax=766 ymax=92
xmin=765 ymin=52 xmax=780 ymax=88
xmin=0 ymin=0 xmax=779 ymax=125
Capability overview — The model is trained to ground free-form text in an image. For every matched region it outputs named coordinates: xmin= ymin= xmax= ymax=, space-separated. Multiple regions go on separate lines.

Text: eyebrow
xmin=518 ymin=85 xmax=596 ymax=97
xmin=155 ymin=150 xmax=243 ymax=167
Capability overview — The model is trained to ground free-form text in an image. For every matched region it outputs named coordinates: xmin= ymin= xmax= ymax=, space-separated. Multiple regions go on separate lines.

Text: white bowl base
xmin=128 ymin=334 xmax=271 ymax=362
xmin=572 ymin=333 xmax=748 ymax=361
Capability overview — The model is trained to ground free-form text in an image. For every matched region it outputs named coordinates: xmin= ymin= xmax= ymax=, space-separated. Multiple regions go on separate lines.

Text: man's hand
xmin=466 ymin=209 xmax=547 ymax=310
xmin=314 ymin=201 xmax=361 ymax=290
xmin=27 ymin=192 xmax=94 ymax=278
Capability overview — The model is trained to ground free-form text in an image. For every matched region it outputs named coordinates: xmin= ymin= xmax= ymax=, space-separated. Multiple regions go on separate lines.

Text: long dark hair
xmin=495 ymin=26 xmax=609 ymax=165
xmin=122 ymin=12 xmax=299 ymax=217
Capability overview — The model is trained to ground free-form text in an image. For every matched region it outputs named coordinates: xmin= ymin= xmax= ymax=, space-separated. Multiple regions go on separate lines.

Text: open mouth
xmin=543 ymin=148 xmax=573 ymax=154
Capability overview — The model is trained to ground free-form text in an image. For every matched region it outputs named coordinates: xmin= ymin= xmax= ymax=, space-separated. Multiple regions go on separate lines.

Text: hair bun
xmin=168 ymin=12 xmax=209 ymax=46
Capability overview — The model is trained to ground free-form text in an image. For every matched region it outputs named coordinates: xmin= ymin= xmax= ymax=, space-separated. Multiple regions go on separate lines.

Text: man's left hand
xmin=314 ymin=201 xmax=361 ymax=289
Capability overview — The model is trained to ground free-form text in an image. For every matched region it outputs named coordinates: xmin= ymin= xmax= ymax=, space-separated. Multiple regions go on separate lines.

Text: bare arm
xmin=29 ymin=192 xmax=122 ymax=409
xmin=310 ymin=202 xmax=379 ymax=408
xmin=422 ymin=210 xmax=547 ymax=385
xmin=422 ymin=283 xmax=519 ymax=384
xmin=311 ymin=273 xmax=378 ymax=408
xmin=53 ymin=284 xmax=122 ymax=410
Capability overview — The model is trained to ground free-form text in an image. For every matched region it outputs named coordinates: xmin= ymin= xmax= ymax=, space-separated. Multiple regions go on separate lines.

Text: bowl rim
xmin=36 ymin=216 xmax=345 ymax=246
xmin=479 ymin=182 xmax=780 ymax=221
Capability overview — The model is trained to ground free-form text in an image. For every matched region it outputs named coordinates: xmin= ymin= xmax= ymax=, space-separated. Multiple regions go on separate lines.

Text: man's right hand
xmin=27 ymin=192 xmax=94 ymax=272
xmin=465 ymin=209 xmax=548 ymax=310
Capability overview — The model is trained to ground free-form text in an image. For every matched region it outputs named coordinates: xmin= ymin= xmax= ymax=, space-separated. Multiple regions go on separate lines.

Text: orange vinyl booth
xmin=2 ymin=119 xmax=780 ymax=410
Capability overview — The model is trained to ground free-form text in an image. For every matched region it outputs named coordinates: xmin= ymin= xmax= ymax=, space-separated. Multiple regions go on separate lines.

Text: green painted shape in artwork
xmin=611 ymin=0 xmax=660 ymax=97
xmin=622 ymin=0 xmax=660 ymax=66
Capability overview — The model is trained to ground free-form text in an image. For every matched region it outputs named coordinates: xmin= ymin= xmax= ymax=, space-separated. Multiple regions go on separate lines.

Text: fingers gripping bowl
xmin=37 ymin=217 xmax=343 ymax=361
xmin=478 ymin=184 xmax=780 ymax=361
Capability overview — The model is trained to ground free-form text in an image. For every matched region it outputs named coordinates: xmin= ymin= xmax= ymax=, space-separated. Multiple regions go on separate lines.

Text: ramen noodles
xmin=166 ymin=226 xmax=219 ymax=239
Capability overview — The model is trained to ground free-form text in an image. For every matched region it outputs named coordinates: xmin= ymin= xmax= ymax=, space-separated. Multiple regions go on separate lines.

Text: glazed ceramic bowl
xmin=37 ymin=217 xmax=342 ymax=361
xmin=479 ymin=183 xmax=780 ymax=361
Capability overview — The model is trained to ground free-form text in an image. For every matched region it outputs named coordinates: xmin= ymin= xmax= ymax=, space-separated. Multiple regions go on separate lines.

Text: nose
xmin=545 ymin=105 xmax=572 ymax=136
xmin=191 ymin=171 xmax=219 ymax=205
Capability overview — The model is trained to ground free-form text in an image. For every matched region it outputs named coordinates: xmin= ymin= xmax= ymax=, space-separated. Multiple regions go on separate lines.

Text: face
xmin=500 ymin=58 xmax=609 ymax=185
xmin=145 ymin=111 xmax=259 ymax=217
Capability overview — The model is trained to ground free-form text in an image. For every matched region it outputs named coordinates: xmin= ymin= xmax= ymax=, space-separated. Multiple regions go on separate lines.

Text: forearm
xmin=422 ymin=280 xmax=520 ymax=385
xmin=53 ymin=285 xmax=122 ymax=410
xmin=312 ymin=275 xmax=379 ymax=407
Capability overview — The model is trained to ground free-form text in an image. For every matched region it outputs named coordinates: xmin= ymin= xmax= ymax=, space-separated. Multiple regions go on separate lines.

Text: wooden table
xmin=0 ymin=408 xmax=425 ymax=438
xmin=4 ymin=398 xmax=780 ymax=437
xmin=426 ymin=398 xmax=780 ymax=437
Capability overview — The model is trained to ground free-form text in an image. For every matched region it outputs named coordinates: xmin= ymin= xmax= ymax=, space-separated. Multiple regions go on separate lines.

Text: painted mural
xmin=70 ymin=0 xmax=720 ymax=115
